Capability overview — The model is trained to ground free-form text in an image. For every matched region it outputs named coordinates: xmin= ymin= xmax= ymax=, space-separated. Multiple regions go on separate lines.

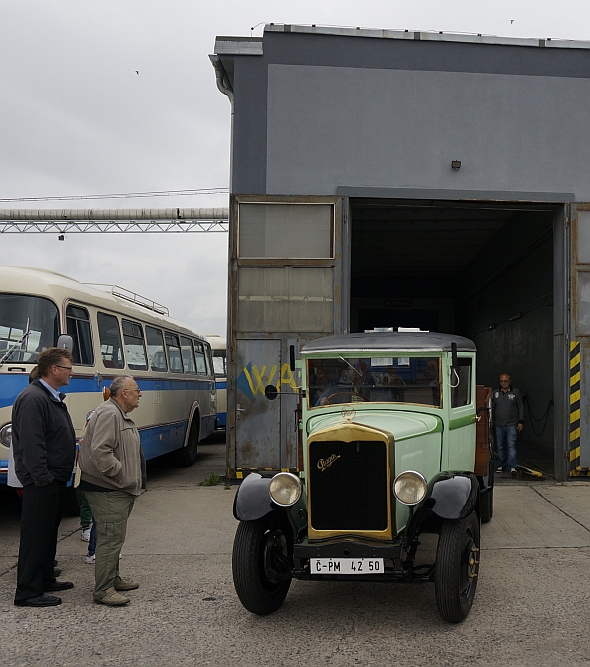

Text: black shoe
xmin=15 ymin=594 xmax=62 ymax=607
xmin=53 ymin=568 xmax=61 ymax=577
xmin=43 ymin=580 xmax=74 ymax=592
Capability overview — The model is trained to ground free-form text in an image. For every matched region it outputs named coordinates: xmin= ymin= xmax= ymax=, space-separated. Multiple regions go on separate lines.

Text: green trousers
xmin=84 ymin=490 xmax=135 ymax=599
xmin=79 ymin=491 xmax=93 ymax=529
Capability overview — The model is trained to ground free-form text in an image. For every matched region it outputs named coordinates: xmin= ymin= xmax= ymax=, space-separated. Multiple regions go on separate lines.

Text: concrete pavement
xmin=2 ymin=440 xmax=590 ymax=666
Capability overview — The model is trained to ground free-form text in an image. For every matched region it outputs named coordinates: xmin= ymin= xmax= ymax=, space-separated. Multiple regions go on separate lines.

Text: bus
xmin=207 ymin=335 xmax=226 ymax=429
xmin=0 ymin=266 xmax=216 ymax=503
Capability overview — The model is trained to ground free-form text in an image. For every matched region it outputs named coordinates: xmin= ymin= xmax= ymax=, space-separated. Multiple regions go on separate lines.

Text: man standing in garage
xmin=493 ymin=373 xmax=524 ymax=476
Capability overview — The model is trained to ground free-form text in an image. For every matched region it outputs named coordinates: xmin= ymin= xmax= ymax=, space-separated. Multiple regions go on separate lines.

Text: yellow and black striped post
xmin=569 ymin=341 xmax=589 ymax=476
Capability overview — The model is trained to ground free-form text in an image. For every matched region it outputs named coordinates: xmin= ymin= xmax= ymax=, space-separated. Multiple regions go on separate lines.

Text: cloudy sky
xmin=2 ymin=1 xmax=589 ymax=337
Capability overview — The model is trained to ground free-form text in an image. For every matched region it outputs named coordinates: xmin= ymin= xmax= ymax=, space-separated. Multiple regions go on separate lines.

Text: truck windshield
xmin=307 ymin=356 xmax=441 ymax=408
xmin=0 ymin=294 xmax=59 ymax=364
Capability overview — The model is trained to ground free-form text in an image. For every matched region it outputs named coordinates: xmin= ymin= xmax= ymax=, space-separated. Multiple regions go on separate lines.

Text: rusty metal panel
xmin=234 ymin=339 xmax=281 ymax=470
xmin=227 ymin=196 xmax=345 ymax=477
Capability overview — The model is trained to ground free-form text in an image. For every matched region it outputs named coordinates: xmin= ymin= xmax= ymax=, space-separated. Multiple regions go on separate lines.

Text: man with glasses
xmin=79 ymin=375 xmax=145 ymax=606
xmin=13 ymin=348 xmax=76 ymax=607
xmin=492 ymin=373 xmax=524 ymax=476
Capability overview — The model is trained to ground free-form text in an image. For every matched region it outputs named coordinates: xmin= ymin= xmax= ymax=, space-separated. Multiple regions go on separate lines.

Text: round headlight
xmin=0 ymin=423 xmax=12 ymax=447
xmin=393 ymin=470 xmax=427 ymax=506
xmin=269 ymin=472 xmax=302 ymax=507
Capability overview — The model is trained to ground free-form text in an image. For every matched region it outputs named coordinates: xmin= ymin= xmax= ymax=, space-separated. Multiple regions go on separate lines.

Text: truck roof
xmin=301 ymin=332 xmax=476 ymax=354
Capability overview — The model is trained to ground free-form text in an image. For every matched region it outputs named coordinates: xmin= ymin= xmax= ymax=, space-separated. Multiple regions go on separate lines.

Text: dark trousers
xmin=14 ymin=480 xmax=66 ymax=602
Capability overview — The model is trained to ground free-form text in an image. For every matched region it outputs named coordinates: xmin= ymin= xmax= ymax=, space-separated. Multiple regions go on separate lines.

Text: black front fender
xmin=424 ymin=472 xmax=479 ymax=520
xmin=233 ymin=473 xmax=274 ymax=521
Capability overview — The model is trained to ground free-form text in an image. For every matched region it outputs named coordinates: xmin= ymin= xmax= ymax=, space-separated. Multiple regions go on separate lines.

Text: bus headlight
xmin=0 ymin=423 xmax=12 ymax=447
xmin=393 ymin=470 xmax=427 ymax=506
xmin=269 ymin=472 xmax=302 ymax=507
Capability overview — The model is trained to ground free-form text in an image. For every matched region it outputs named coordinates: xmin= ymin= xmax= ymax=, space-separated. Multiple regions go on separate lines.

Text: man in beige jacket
xmin=79 ymin=375 xmax=145 ymax=606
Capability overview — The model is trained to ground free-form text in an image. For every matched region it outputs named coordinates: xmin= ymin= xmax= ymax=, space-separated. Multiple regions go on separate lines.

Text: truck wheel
xmin=172 ymin=418 xmax=198 ymax=467
xmin=63 ymin=486 xmax=81 ymax=516
xmin=435 ymin=511 xmax=480 ymax=623
xmin=232 ymin=514 xmax=293 ymax=615
xmin=480 ymin=487 xmax=493 ymax=523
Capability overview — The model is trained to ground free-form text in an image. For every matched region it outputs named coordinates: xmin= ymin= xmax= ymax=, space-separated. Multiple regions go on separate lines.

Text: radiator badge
xmin=317 ymin=454 xmax=341 ymax=472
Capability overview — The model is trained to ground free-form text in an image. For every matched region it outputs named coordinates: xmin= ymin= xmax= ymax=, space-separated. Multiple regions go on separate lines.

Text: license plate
xmin=310 ymin=558 xmax=384 ymax=575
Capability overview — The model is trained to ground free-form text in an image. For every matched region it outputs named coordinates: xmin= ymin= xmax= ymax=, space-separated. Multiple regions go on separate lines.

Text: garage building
xmin=211 ymin=24 xmax=590 ymax=481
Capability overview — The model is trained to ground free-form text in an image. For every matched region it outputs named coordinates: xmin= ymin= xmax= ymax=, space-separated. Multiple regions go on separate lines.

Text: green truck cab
xmin=232 ymin=332 xmax=493 ymax=623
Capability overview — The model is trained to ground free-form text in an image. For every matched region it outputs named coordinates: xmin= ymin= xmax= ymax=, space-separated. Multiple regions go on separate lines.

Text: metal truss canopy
xmin=0 ymin=208 xmax=229 ymax=233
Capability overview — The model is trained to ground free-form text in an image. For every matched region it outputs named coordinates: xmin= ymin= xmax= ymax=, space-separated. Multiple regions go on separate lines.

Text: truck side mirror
xmin=451 ymin=342 xmax=458 ymax=371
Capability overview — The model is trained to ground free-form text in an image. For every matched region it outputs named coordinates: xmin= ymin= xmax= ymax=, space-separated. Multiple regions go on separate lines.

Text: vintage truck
xmin=231 ymin=331 xmax=493 ymax=623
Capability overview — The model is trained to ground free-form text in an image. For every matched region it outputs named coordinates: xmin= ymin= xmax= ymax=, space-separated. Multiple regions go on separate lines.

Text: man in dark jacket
xmin=492 ymin=372 xmax=524 ymax=476
xmin=12 ymin=348 xmax=77 ymax=607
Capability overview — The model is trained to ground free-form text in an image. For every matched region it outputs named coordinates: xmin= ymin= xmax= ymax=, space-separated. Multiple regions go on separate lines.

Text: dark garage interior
xmin=350 ymin=198 xmax=557 ymax=472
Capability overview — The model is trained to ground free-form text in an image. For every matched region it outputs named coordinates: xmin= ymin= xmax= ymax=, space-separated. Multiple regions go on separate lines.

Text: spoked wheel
xmin=232 ymin=513 xmax=293 ymax=615
xmin=435 ymin=511 xmax=480 ymax=623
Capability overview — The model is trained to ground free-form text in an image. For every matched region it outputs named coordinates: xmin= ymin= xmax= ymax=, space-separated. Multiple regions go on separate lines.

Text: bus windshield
xmin=307 ymin=355 xmax=441 ymax=408
xmin=0 ymin=294 xmax=59 ymax=364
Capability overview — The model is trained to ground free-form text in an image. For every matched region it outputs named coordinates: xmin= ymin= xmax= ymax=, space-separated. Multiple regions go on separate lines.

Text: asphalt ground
xmin=2 ymin=435 xmax=590 ymax=667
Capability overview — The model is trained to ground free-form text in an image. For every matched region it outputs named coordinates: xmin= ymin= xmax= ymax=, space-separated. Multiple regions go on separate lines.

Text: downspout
xmin=209 ymin=54 xmax=234 ymax=192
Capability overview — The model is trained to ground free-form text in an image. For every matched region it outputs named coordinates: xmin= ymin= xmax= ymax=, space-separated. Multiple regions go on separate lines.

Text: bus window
xmin=97 ymin=312 xmax=125 ymax=369
xmin=145 ymin=326 xmax=167 ymax=372
xmin=165 ymin=332 xmax=183 ymax=373
xmin=0 ymin=294 xmax=58 ymax=363
xmin=204 ymin=342 xmax=214 ymax=376
xmin=193 ymin=341 xmax=207 ymax=375
xmin=122 ymin=319 xmax=148 ymax=371
xmin=180 ymin=336 xmax=196 ymax=374
xmin=66 ymin=304 xmax=94 ymax=365
xmin=212 ymin=348 xmax=226 ymax=378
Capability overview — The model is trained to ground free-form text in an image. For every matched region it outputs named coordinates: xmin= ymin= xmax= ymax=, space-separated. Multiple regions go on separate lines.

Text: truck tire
xmin=172 ymin=417 xmax=199 ymax=467
xmin=480 ymin=487 xmax=493 ymax=523
xmin=435 ymin=510 xmax=480 ymax=623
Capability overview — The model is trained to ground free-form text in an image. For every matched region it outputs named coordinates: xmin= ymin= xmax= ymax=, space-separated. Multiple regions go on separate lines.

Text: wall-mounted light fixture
xmin=487 ymin=323 xmax=496 ymax=330
xmin=508 ymin=312 xmax=522 ymax=321
xmin=451 ymin=160 xmax=461 ymax=170
xmin=58 ymin=234 xmax=65 ymax=241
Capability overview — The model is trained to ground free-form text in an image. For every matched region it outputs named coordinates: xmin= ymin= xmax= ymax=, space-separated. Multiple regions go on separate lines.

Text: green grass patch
xmin=198 ymin=472 xmax=222 ymax=487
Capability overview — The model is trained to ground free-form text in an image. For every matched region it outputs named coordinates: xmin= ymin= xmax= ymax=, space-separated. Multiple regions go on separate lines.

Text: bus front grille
xmin=308 ymin=440 xmax=389 ymax=532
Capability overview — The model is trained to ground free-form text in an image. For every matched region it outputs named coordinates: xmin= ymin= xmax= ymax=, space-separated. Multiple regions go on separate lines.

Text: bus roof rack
xmin=83 ymin=283 xmax=169 ymax=316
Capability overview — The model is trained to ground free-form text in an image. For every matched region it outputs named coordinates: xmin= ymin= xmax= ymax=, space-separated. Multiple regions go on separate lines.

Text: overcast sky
xmin=2 ymin=1 xmax=589 ymax=337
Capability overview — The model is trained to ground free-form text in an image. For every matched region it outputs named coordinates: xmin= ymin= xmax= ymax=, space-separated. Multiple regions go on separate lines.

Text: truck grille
xmin=309 ymin=440 xmax=388 ymax=531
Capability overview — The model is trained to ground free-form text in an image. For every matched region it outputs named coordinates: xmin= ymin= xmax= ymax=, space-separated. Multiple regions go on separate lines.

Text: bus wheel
xmin=173 ymin=418 xmax=199 ymax=467
xmin=63 ymin=486 xmax=81 ymax=516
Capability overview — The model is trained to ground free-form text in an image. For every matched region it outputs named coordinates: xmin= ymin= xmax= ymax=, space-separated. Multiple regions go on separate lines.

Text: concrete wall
xmin=227 ymin=31 xmax=590 ymax=201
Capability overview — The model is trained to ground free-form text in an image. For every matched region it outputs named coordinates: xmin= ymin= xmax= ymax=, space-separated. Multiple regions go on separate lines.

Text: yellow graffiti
xmin=280 ymin=363 xmax=297 ymax=391
xmin=242 ymin=364 xmax=278 ymax=395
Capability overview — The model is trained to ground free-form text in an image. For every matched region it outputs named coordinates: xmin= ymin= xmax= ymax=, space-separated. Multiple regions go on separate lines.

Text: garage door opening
xmin=350 ymin=198 xmax=559 ymax=475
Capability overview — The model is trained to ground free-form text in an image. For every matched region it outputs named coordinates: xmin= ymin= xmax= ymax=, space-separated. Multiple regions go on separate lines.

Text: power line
xmin=0 ymin=187 xmax=229 ymax=203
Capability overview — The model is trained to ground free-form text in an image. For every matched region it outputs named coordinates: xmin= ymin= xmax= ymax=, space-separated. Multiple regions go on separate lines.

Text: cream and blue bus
xmin=0 ymin=266 xmax=216 ymax=498
xmin=207 ymin=335 xmax=226 ymax=429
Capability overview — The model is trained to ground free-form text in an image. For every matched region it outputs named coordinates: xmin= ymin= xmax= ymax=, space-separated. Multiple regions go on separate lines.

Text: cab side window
xmin=97 ymin=312 xmax=125 ymax=369
xmin=451 ymin=358 xmax=473 ymax=408
xmin=66 ymin=304 xmax=94 ymax=365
